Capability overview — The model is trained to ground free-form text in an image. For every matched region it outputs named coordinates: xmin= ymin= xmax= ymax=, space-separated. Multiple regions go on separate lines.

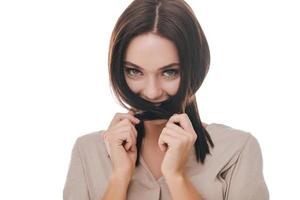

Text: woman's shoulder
xmin=205 ymin=122 xmax=261 ymax=157
xmin=207 ymin=122 xmax=256 ymax=142
xmin=76 ymin=130 xmax=105 ymax=143
xmin=72 ymin=130 xmax=108 ymax=158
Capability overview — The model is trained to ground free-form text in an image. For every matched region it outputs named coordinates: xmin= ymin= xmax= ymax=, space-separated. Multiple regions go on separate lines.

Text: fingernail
xmin=135 ymin=118 xmax=140 ymax=123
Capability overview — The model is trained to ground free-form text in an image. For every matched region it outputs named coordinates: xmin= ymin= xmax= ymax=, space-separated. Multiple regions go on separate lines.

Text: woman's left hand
xmin=158 ymin=113 xmax=197 ymax=178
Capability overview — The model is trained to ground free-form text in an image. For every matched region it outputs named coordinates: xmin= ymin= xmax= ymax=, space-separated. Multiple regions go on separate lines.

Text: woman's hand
xmin=158 ymin=113 xmax=197 ymax=177
xmin=102 ymin=111 xmax=140 ymax=179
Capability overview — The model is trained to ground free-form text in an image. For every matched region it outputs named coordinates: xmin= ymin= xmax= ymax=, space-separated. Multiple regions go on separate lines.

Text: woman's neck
xmin=143 ymin=119 xmax=167 ymax=145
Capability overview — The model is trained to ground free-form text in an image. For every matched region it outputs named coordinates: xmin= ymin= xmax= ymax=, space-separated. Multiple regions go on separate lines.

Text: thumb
xmin=130 ymin=144 xmax=137 ymax=152
xmin=158 ymin=140 xmax=167 ymax=152
xmin=128 ymin=110 xmax=134 ymax=115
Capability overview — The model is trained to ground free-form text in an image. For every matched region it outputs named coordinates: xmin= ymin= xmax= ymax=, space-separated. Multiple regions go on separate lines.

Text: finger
xmin=162 ymin=127 xmax=189 ymax=144
xmin=106 ymin=127 xmax=134 ymax=147
xmin=124 ymin=131 xmax=136 ymax=151
xmin=114 ymin=118 xmax=135 ymax=128
xmin=127 ymin=110 xmax=134 ymax=115
xmin=129 ymin=143 xmax=137 ymax=152
xmin=165 ymin=122 xmax=184 ymax=134
xmin=112 ymin=125 xmax=135 ymax=150
xmin=158 ymin=131 xmax=178 ymax=152
xmin=128 ymin=131 xmax=137 ymax=151
xmin=128 ymin=129 xmax=137 ymax=146
xmin=122 ymin=131 xmax=133 ymax=150
xmin=168 ymin=113 xmax=193 ymax=132
xmin=109 ymin=113 xmax=140 ymax=128
xmin=113 ymin=120 xmax=138 ymax=137
xmin=130 ymin=124 xmax=138 ymax=137
xmin=165 ymin=122 xmax=194 ymax=141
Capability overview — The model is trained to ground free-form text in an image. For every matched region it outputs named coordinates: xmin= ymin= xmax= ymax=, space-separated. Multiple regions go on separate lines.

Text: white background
xmin=0 ymin=0 xmax=299 ymax=199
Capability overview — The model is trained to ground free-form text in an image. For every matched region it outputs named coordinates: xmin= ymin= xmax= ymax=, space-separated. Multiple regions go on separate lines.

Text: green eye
xmin=124 ymin=67 xmax=179 ymax=78
xmin=125 ymin=67 xmax=142 ymax=76
xmin=163 ymin=69 xmax=179 ymax=77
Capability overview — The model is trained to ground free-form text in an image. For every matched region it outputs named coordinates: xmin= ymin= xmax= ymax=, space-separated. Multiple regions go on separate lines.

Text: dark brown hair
xmin=108 ymin=0 xmax=214 ymax=166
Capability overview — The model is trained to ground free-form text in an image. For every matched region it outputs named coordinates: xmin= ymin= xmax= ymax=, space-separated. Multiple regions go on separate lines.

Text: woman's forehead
xmin=124 ymin=33 xmax=179 ymax=67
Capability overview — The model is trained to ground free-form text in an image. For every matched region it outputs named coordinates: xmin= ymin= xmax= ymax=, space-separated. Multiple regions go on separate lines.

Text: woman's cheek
xmin=163 ymin=78 xmax=180 ymax=95
xmin=126 ymin=78 xmax=143 ymax=93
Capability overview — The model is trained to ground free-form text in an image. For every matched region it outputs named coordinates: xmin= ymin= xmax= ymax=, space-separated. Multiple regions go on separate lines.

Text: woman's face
xmin=124 ymin=32 xmax=181 ymax=107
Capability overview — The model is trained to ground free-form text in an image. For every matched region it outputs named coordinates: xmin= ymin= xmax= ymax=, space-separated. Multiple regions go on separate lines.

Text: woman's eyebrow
xmin=123 ymin=61 xmax=180 ymax=71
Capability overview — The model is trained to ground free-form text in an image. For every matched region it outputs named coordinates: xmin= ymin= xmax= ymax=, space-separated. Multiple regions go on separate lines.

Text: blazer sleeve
xmin=224 ymin=134 xmax=269 ymax=200
xmin=63 ymin=137 xmax=90 ymax=200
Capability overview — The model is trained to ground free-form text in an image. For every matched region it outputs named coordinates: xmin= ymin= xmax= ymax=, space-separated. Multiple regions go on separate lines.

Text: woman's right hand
xmin=102 ymin=111 xmax=140 ymax=179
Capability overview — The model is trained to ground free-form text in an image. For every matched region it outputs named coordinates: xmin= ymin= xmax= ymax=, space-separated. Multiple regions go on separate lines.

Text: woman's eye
xmin=163 ymin=69 xmax=179 ymax=78
xmin=124 ymin=67 xmax=179 ymax=78
xmin=125 ymin=68 xmax=142 ymax=76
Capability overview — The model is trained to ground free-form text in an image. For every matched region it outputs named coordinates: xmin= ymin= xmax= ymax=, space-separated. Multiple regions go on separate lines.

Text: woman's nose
xmin=142 ymin=77 xmax=163 ymax=102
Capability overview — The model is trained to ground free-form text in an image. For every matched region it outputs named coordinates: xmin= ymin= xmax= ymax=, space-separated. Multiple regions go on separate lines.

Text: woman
xmin=63 ymin=0 xmax=269 ymax=199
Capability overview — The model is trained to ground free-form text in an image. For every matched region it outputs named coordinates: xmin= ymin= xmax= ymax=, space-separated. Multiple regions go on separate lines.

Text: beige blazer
xmin=63 ymin=123 xmax=269 ymax=200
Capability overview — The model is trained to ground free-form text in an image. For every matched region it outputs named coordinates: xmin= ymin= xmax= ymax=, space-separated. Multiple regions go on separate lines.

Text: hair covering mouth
xmin=133 ymin=96 xmax=179 ymax=121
